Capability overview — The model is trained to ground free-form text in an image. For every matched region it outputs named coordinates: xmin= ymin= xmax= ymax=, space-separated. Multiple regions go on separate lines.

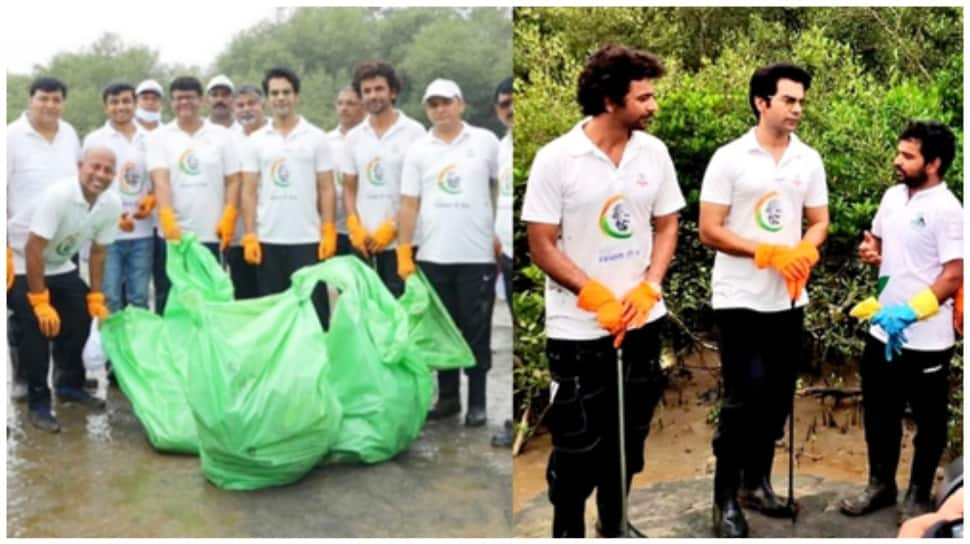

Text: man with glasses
xmin=699 ymin=63 xmax=829 ymax=538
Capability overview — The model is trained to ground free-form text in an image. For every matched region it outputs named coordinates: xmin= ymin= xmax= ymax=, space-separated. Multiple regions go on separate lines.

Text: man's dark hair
xmin=576 ymin=44 xmax=665 ymax=116
xmin=494 ymin=77 xmax=513 ymax=103
xmin=351 ymin=60 xmax=402 ymax=97
xmin=102 ymin=81 xmax=136 ymax=103
xmin=262 ymin=67 xmax=301 ymax=95
xmin=236 ymin=84 xmax=264 ymax=98
xmin=170 ymin=76 xmax=203 ymax=96
xmin=30 ymin=76 xmax=68 ymax=98
xmin=899 ymin=120 xmax=957 ymax=177
xmin=748 ymin=63 xmax=812 ymax=121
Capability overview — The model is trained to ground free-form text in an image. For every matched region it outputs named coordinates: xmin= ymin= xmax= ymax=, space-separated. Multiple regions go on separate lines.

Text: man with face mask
xmin=134 ymin=79 xmax=165 ymax=132
xmin=7 ymin=76 xmax=82 ymax=402
xmin=206 ymin=74 xmax=236 ymax=129
xmin=7 ymin=147 xmax=123 ymax=432
xmin=341 ymin=61 xmax=426 ymax=293
xmin=328 ymin=85 xmax=366 ymax=256
xmin=841 ymin=121 xmax=962 ymax=525
xmin=133 ymin=79 xmax=167 ymax=313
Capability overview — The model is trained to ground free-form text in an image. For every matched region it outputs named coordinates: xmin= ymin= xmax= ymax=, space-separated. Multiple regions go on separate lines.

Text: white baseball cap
xmin=135 ymin=79 xmax=164 ymax=97
xmin=206 ymin=74 xmax=235 ymax=94
xmin=422 ymin=78 xmax=462 ymax=103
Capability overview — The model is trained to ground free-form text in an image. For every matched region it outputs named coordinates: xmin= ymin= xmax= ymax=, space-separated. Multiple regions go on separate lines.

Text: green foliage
xmin=7 ymin=8 xmax=511 ymax=137
xmin=514 ymin=7 xmax=963 ymax=454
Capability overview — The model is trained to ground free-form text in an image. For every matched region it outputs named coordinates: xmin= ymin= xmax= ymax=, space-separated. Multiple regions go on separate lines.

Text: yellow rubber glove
xmin=27 ymin=289 xmax=61 ymax=338
xmin=908 ymin=288 xmax=940 ymax=320
xmin=214 ymin=204 xmax=237 ymax=252
xmin=133 ymin=194 xmax=156 ymax=220
xmin=954 ymin=287 xmax=963 ymax=336
xmin=119 ymin=212 xmax=135 ymax=233
xmin=86 ymin=291 xmax=109 ymax=319
xmin=577 ymin=279 xmax=626 ymax=346
xmin=346 ymin=214 xmax=370 ymax=257
xmin=318 ymin=222 xmax=337 ymax=260
xmin=370 ymin=220 xmax=397 ymax=253
xmin=159 ymin=207 xmax=181 ymax=241
xmin=396 ymin=243 xmax=415 ymax=279
xmin=242 ymin=233 xmax=262 ymax=265
xmin=850 ymin=297 xmax=881 ymax=320
xmin=622 ymin=281 xmax=662 ymax=330
xmin=7 ymin=246 xmax=13 ymax=291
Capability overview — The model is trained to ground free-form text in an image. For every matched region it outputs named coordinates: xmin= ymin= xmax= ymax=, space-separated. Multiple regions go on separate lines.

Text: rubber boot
xmin=712 ymin=457 xmax=749 ymax=538
xmin=465 ymin=370 xmax=487 ymax=427
xmin=839 ymin=470 xmax=898 ymax=516
xmin=739 ymin=445 xmax=790 ymax=517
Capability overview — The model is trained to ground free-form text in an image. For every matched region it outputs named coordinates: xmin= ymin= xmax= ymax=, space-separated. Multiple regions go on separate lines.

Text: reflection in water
xmin=7 ymin=303 xmax=514 ymax=538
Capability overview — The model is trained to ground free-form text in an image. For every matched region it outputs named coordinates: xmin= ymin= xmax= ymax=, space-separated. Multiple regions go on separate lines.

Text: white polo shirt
xmin=146 ymin=120 xmax=240 ymax=244
xmin=83 ymin=122 xmax=152 ymax=240
xmin=7 ymin=112 xmax=81 ymax=218
xmin=326 ymin=126 xmax=352 ymax=235
xmin=522 ymin=120 xmax=686 ymax=340
xmin=340 ymin=111 xmax=426 ymax=249
xmin=495 ymin=130 xmax=514 ymax=259
xmin=869 ymin=183 xmax=963 ymax=350
xmin=240 ymin=116 xmax=334 ymax=244
xmin=400 ymin=122 xmax=499 ymax=264
xmin=8 ymin=177 xmax=122 ymax=276
xmin=700 ymin=128 xmax=828 ymax=312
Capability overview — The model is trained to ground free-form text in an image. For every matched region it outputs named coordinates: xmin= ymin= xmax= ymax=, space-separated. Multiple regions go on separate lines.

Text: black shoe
xmin=28 ymin=406 xmax=61 ymax=433
xmin=491 ymin=420 xmax=514 ymax=448
xmin=713 ymin=497 xmax=749 ymax=538
xmin=897 ymin=486 xmax=934 ymax=525
xmin=595 ymin=520 xmax=646 ymax=538
xmin=839 ymin=480 xmax=898 ymax=516
xmin=427 ymin=397 xmax=461 ymax=420
xmin=55 ymin=387 xmax=106 ymax=410
xmin=739 ymin=477 xmax=794 ymax=517
xmin=465 ymin=406 xmax=487 ymax=427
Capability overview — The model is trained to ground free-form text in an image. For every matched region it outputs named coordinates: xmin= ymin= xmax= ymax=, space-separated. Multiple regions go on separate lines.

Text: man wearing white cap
xmin=134 ymin=79 xmax=165 ymax=132
xmin=206 ymin=74 xmax=236 ymax=129
xmin=146 ymin=76 xmax=241 ymax=313
xmin=397 ymin=78 xmax=499 ymax=427
xmin=340 ymin=61 xmax=426 ymax=295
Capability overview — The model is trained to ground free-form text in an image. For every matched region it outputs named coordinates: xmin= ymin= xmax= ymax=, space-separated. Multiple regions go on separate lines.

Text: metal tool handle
xmin=617 ymin=346 xmax=628 ymax=533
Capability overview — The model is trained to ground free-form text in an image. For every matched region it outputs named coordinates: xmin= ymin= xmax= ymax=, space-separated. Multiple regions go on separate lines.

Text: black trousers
xmin=860 ymin=335 xmax=951 ymax=491
xmin=226 ymin=246 xmax=260 ymax=300
xmin=8 ymin=272 xmax=90 ymax=409
xmin=711 ymin=307 xmax=803 ymax=486
xmin=352 ymin=247 xmax=406 ymax=298
xmin=501 ymin=253 xmax=513 ymax=315
xmin=258 ymin=242 xmax=330 ymax=329
xmin=544 ymin=321 xmax=667 ymax=537
xmin=419 ymin=261 xmax=496 ymax=407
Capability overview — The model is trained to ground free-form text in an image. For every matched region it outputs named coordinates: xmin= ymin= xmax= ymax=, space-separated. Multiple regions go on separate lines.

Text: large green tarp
xmin=101 ymin=238 xmax=475 ymax=490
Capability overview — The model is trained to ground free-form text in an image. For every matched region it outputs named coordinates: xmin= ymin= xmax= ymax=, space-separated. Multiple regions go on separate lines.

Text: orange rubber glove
xmin=27 ymin=289 xmax=61 ymax=338
xmin=622 ymin=281 xmax=662 ymax=330
xmin=754 ymin=244 xmax=805 ymax=301
xmin=577 ymin=279 xmax=626 ymax=347
xmin=133 ymin=194 xmax=156 ymax=220
xmin=214 ymin=204 xmax=237 ymax=252
xmin=318 ymin=222 xmax=337 ymax=260
xmin=370 ymin=220 xmax=396 ymax=253
xmin=159 ymin=207 xmax=181 ymax=241
xmin=396 ymin=243 xmax=415 ymax=279
xmin=7 ymin=246 xmax=13 ymax=291
xmin=119 ymin=212 xmax=135 ymax=232
xmin=86 ymin=291 xmax=109 ymax=319
xmin=955 ymin=286 xmax=963 ymax=336
xmin=346 ymin=214 xmax=370 ymax=257
xmin=242 ymin=233 xmax=262 ymax=265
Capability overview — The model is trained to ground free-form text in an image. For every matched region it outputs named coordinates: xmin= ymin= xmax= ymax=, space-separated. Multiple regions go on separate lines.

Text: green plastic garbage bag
xmin=101 ymin=234 xmax=233 ymax=454
xmin=399 ymin=270 xmax=476 ymax=371
xmin=316 ymin=257 xmax=435 ymax=464
xmin=186 ymin=265 xmax=343 ymax=490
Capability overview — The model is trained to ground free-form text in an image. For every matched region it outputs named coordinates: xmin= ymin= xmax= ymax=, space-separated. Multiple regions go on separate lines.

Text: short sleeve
xmin=315 ymin=133 xmax=333 ymax=173
xmin=699 ymin=148 xmax=733 ymax=205
xmin=804 ymin=152 xmax=828 ymax=208
xmin=240 ymin=136 xmax=259 ymax=173
xmin=870 ymin=189 xmax=892 ymax=238
xmin=520 ymin=146 xmax=563 ymax=225
xmin=652 ymin=146 xmax=686 ymax=217
xmin=222 ymin=133 xmax=241 ymax=176
xmin=400 ymin=147 xmax=422 ymax=197
xmin=28 ymin=190 xmax=63 ymax=240
xmin=936 ymin=201 xmax=964 ymax=263
xmin=145 ymin=131 xmax=167 ymax=172
xmin=484 ymin=131 xmax=500 ymax=179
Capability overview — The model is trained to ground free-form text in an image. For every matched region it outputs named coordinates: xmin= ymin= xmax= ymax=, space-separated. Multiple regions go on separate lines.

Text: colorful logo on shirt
xmin=178 ymin=149 xmax=201 ymax=176
xmin=54 ymin=234 xmax=80 ymax=257
xmin=366 ymin=156 xmax=385 ymax=186
xmin=754 ymin=191 xmax=784 ymax=232
xmin=599 ymin=195 xmax=633 ymax=239
xmin=270 ymin=158 xmax=291 ymax=188
xmin=911 ymin=211 xmax=927 ymax=228
xmin=436 ymin=164 xmax=462 ymax=195
xmin=118 ymin=161 xmax=143 ymax=196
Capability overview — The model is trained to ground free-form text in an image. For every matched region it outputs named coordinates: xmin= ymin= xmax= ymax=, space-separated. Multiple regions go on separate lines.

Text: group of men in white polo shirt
xmin=7 ymin=63 xmax=514 ymax=434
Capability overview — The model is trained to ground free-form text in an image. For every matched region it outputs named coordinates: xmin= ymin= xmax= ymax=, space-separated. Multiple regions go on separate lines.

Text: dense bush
xmin=513 ymin=7 xmax=963 ymax=456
